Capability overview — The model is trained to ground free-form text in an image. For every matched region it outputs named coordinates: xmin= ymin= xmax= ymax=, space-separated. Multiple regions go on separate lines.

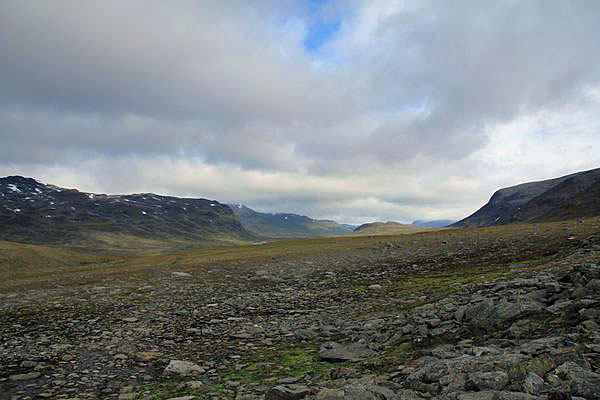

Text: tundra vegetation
xmin=2 ymin=218 xmax=600 ymax=399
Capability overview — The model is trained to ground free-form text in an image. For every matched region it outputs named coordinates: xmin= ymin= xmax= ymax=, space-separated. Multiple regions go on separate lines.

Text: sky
xmin=1 ymin=0 xmax=599 ymax=224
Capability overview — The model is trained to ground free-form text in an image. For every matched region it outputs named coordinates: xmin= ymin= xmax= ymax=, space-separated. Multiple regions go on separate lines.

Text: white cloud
xmin=1 ymin=0 xmax=599 ymax=224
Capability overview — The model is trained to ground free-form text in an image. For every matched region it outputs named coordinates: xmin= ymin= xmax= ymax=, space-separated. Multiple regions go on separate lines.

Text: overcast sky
xmin=1 ymin=0 xmax=599 ymax=224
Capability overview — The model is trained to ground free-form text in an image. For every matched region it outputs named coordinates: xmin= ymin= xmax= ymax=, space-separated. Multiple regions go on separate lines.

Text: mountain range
xmin=3 ymin=167 xmax=598 ymax=249
xmin=453 ymin=167 xmax=600 ymax=227
xmin=230 ymin=204 xmax=354 ymax=238
xmin=0 ymin=176 xmax=252 ymax=250
xmin=0 ymin=176 xmax=356 ymax=250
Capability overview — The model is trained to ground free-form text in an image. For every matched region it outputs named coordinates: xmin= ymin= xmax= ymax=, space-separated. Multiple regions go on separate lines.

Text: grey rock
xmin=266 ymin=385 xmax=312 ymax=400
xmin=171 ymin=271 xmax=192 ymax=278
xmin=467 ymin=298 xmax=546 ymax=332
xmin=295 ymin=328 xmax=318 ymax=340
xmin=494 ymin=299 xmax=545 ymax=322
xmin=586 ymin=279 xmax=600 ymax=291
xmin=457 ymin=392 xmax=539 ymax=400
xmin=522 ymin=372 xmax=545 ymax=395
xmin=525 ymin=289 xmax=549 ymax=303
xmin=279 ymin=376 xmax=301 ymax=384
xmin=9 ymin=372 xmax=41 ymax=381
xmin=430 ymin=344 xmax=460 ymax=359
xmin=495 ymin=392 xmax=540 ymax=400
xmin=392 ymin=390 xmax=424 ymax=400
xmin=315 ymin=388 xmax=344 ymax=400
xmin=166 ymin=397 xmax=196 ymax=400
xmin=465 ymin=299 xmax=495 ymax=326
xmin=342 ymin=384 xmax=382 ymax=400
xmin=318 ymin=342 xmax=377 ymax=362
xmin=582 ymin=319 xmax=599 ymax=330
xmin=555 ymin=362 xmax=600 ymax=399
xmin=468 ymin=371 xmax=509 ymax=391
xmin=364 ymin=384 xmax=396 ymax=399
xmin=508 ymin=319 xmax=533 ymax=338
xmin=163 ymin=360 xmax=205 ymax=376
xmin=547 ymin=300 xmax=573 ymax=313
xmin=455 ymin=307 xmax=466 ymax=322
xmin=520 ymin=336 xmax=565 ymax=355
xmin=468 ymin=346 xmax=502 ymax=357
xmin=510 ymin=263 xmax=529 ymax=269
xmin=457 ymin=392 xmax=498 ymax=400
xmin=425 ymin=318 xmax=442 ymax=328
xmin=20 ymin=360 xmax=38 ymax=368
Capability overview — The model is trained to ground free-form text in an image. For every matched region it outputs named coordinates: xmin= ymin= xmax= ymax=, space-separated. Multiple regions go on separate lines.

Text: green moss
xmin=136 ymin=380 xmax=228 ymax=400
xmin=222 ymin=346 xmax=336 ymax=385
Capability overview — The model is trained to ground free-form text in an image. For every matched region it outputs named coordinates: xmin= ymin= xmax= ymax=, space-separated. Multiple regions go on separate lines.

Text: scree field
xmin=1 ymin=218 xmax=600 ymax=399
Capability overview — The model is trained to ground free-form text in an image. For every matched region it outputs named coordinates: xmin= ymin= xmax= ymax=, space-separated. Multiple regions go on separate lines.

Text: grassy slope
xmin=1 ymin=216 xmax=598 ymax=293
xmin=0 ymin=240 xmax=116 ymax=287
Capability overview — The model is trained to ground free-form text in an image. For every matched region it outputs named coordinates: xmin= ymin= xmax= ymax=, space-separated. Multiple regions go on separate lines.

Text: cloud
xmin=1 ymin=0 xmax=599 ymax=223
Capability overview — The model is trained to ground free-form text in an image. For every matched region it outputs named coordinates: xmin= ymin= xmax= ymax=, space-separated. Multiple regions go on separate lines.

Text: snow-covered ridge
xmin=0 ymin=175 xmax=252 ymax=245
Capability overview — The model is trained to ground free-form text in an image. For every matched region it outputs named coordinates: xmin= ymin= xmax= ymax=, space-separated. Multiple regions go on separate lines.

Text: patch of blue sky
xmin=300 ymin=0 xmax=342 ymax=54
xmin=302 ymin=17 xmax=341 ymax=53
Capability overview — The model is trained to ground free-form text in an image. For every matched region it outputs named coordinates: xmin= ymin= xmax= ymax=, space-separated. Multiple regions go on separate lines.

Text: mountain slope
xmin=453 ymin=167 xmax=600 ymax=227
xmin=230 ymin=204 xmax=353 ymax=238
xmin=0 ymin=176 xmax=253 ymax=249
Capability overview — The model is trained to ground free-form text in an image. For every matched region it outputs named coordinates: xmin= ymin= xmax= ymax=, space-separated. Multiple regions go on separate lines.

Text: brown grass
xmin=1 ymin=216 xmax=598 ymax=293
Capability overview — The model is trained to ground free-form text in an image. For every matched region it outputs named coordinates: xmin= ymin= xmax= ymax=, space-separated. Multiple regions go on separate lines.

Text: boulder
xmin=468 ymin=371 xmax=509 ymax=391
xmin=555 ymin=362 xmax=600 ymax=399
xmin=171 ymin=271 xmax=192 ymax=278
xmin=318 ymin=342 xmax=377 ymax=362
xmin=522 ymin=372 xmax=545 ymax=395
xmin=9 ymin=372 xmax=41 ymax=381
xmin=266 ymin=385 xmax=312 ymax=400
xmin=163 ymin=360 xmax=205 ymax=376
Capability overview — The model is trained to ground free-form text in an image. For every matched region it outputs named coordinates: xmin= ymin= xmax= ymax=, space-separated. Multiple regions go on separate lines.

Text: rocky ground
xmin=2 ymin=220 xmax=600 ymax=399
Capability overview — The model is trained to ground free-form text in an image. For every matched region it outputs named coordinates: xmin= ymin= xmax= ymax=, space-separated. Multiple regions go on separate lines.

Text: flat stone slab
xmin=172 ymin=271 xmax=192 ymax=278
xmin=9 ymin=372 xmax=41 ymax=381
xmin=266 ymin=384 xmax=312 ymax=400
xmin=318 ymin=342 xmax=378 ymax=362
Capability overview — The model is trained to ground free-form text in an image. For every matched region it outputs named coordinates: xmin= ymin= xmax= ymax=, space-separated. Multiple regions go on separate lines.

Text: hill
xmin=453 ymin=167 xmax=600 ymax=227
xmin=0 ymin=176 xmax=253 ymax=250
xmin=230 ymin=204 xmax=353 ymax=238
xmin=353 ymin=221 xmax=444 ymax=235
xmin=412 ymin=219 xmax=455 ymax=227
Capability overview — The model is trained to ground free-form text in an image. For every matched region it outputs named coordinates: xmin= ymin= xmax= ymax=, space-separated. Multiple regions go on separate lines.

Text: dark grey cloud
xmin=1 ymin=0 xmax=599 ymax=223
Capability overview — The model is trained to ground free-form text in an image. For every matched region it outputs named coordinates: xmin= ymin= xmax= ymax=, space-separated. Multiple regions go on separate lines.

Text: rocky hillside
xmin=0 ymin=176 xmax=253 ymax=248
xmin=231 ymin=204 xmax=353 ymax=238
xmin=454 ymin=167 xmax=600 ymax=227
xmin=2 ymin=218 xmax=600 ymax=399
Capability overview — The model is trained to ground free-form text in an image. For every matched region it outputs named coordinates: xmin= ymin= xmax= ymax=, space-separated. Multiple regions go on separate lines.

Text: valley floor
xmin=1 ymin=219 xmax=600 ymax=399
